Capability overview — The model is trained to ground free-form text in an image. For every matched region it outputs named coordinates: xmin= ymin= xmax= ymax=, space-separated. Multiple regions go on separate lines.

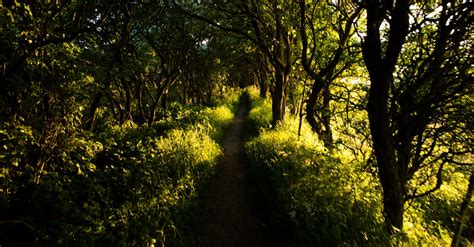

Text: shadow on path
xmin=194 ymin=98 xmax=266 ymax=247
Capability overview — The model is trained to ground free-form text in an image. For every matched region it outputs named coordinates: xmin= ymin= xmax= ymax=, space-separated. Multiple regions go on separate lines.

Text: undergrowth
xmin=0 ymin=90 xmax=240 ymax=246
xmin=243 ymin=86 xmax=467 ymax=246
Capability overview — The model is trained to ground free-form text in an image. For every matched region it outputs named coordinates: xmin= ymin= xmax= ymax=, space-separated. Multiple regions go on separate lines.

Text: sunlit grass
xmin=0 ymin=90 xmax=242 ymax=246
xmin=245 ymin=90 xmax=386 ymax=245
xmin=243 ymin=88 xmax=467 ymax=246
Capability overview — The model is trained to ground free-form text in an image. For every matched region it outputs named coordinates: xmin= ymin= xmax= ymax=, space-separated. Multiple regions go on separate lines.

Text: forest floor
xmin=193 ymin=98 xmax=267 ymax=246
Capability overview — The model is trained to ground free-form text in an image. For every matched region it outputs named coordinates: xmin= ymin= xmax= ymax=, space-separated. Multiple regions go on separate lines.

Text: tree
xmin=0 ymin=1 xmax=112 ymax=122
xmin=0 ymin=0 xmax=124 ymax=184
xmin=360 ymin=0 xmax=473 ymax=231
xmin=174 ymin=0 xmax=298 ymax=125
xmin=253 ymin=51 xmax=272 ymax=98
xmin=452 ymin=171 xmax=474 ymax=246
xmin=299 ymin=0 xmax=361 ymax=147
xmin=84 ymin=2 xmax=207 ymax=129
xmin=138 ymin=3 xmax=198 ymax=125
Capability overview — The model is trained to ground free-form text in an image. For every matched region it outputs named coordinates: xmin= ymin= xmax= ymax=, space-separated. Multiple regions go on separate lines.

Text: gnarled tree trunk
xmin=452 ymin=172 xmax=474 ymax=247
xmin=362 ymin=0 xmax=409 ymax=231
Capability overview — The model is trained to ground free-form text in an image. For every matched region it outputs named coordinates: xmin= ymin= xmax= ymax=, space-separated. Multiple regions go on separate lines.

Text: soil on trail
xmin=194 ymin=99 xmax=266 ymax=247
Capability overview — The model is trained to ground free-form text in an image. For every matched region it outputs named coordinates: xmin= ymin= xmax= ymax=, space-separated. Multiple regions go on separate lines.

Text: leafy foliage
xmin=1 ymin=0 xmax=472 ymax=246
xmin=0 ymin=94 xmax=238 ymax=246
xmin=244 ymin=90 xmax=469 ymax=246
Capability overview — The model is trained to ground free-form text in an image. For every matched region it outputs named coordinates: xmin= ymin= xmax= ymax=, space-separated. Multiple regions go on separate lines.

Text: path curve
xmin=195 ymin=98 xmax=265 ymax=246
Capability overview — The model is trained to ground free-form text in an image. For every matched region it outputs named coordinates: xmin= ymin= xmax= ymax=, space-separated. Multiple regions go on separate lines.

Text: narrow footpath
xmin=194 ymin=98 xmax=266 ymax=246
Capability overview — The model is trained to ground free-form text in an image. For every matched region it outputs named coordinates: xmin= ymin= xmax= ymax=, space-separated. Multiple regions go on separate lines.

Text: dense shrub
xmin=0 ymin=93 xmax=239 ymax=246
xmin=245 ymin=117 xmax=387 ymax=245
xmin=243 ymin=87 xmax=464 ymax=246
xmin=244 ymin=87 xmax=272 ymax=137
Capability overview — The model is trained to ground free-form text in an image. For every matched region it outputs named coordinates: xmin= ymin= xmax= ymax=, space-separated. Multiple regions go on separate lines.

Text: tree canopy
xmin=1 ymin=0 xmax=472 ymax=246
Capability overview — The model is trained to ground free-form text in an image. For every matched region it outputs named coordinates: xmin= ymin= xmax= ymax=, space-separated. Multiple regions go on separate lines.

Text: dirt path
xmin=194 ymin=98 xmax=266 ymax=246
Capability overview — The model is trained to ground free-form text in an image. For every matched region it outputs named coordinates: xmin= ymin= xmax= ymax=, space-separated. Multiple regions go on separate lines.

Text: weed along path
xmin=194 ymin=98 xmax=266 ymax=246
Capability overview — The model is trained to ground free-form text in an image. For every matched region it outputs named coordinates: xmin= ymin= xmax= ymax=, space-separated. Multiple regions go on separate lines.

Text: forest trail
xmin=194 ymin=97 xmax=266 ymax=246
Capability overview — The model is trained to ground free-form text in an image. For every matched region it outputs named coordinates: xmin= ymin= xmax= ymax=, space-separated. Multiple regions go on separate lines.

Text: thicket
xmin=244 ymin=87 xmax=470 ymax=246
xmin=1 ymin=2 xmax=249 ymax=246
xmin=1 ymin=1 xmax=472 ymax=246
xmin=188 ymin=1 xmax=473 ymax=242
xmin=0 ymin=90 xmax=240 ymax=246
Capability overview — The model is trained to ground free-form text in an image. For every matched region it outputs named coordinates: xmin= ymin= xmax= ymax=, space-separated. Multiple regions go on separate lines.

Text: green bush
xmin=0 ymin=93 xmax=238 ymax=246
xmin=245 ymin=124 xmax=387 ymax=246
xmin=91 ymin=126 xmax=222 ymax=246
xmin=244 ymin=88 xmax=467 ymax=246
xmin=244 ymin=86 xmax=272 ymax=137
xmin=213 ymin=86 xmax=242 ymax=113
xmin=245 ymin=89 xmax=379 ymax=245
xmin=402 ymin=171 xmax=470 ymax=246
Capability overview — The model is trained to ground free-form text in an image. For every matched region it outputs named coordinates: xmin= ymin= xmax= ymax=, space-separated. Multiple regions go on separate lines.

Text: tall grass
xmin=243 ymin=86 xmax=464 ymax=246
xmin=0 ymin=91 xmax=241 ymax=246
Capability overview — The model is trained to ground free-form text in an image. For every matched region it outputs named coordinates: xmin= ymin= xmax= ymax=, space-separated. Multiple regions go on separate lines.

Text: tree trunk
xmin=85 ymin=91 xmax=103 ymax=130
xmin=161 ymin=92 xmax=168 ymax=111
xmin=122 ymin=78 xmax=132 ymax=122
xmin=257 ymin=71 xmax=267 ymax=98
xmin=362 ymin=0 xmax=409 ymax=231
xmin=367 ymin=71 xmax=405 ymax=230
xmin=136 ymin=78 xmax=146 ymax=125
xmin=259 ymin=83 xmax=267 ymax=98
xmin=272 ymin=68 xmax=286 ymax=126
xmin=452 ymin=171 xmax=474 ymax=247
xmin=320 ymin=84 xmax=333 ymax=147
xmin=368 ymin=113 xmax=404 ymax=231
xmin=306 ymin=79 xmax=323 ymax=135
